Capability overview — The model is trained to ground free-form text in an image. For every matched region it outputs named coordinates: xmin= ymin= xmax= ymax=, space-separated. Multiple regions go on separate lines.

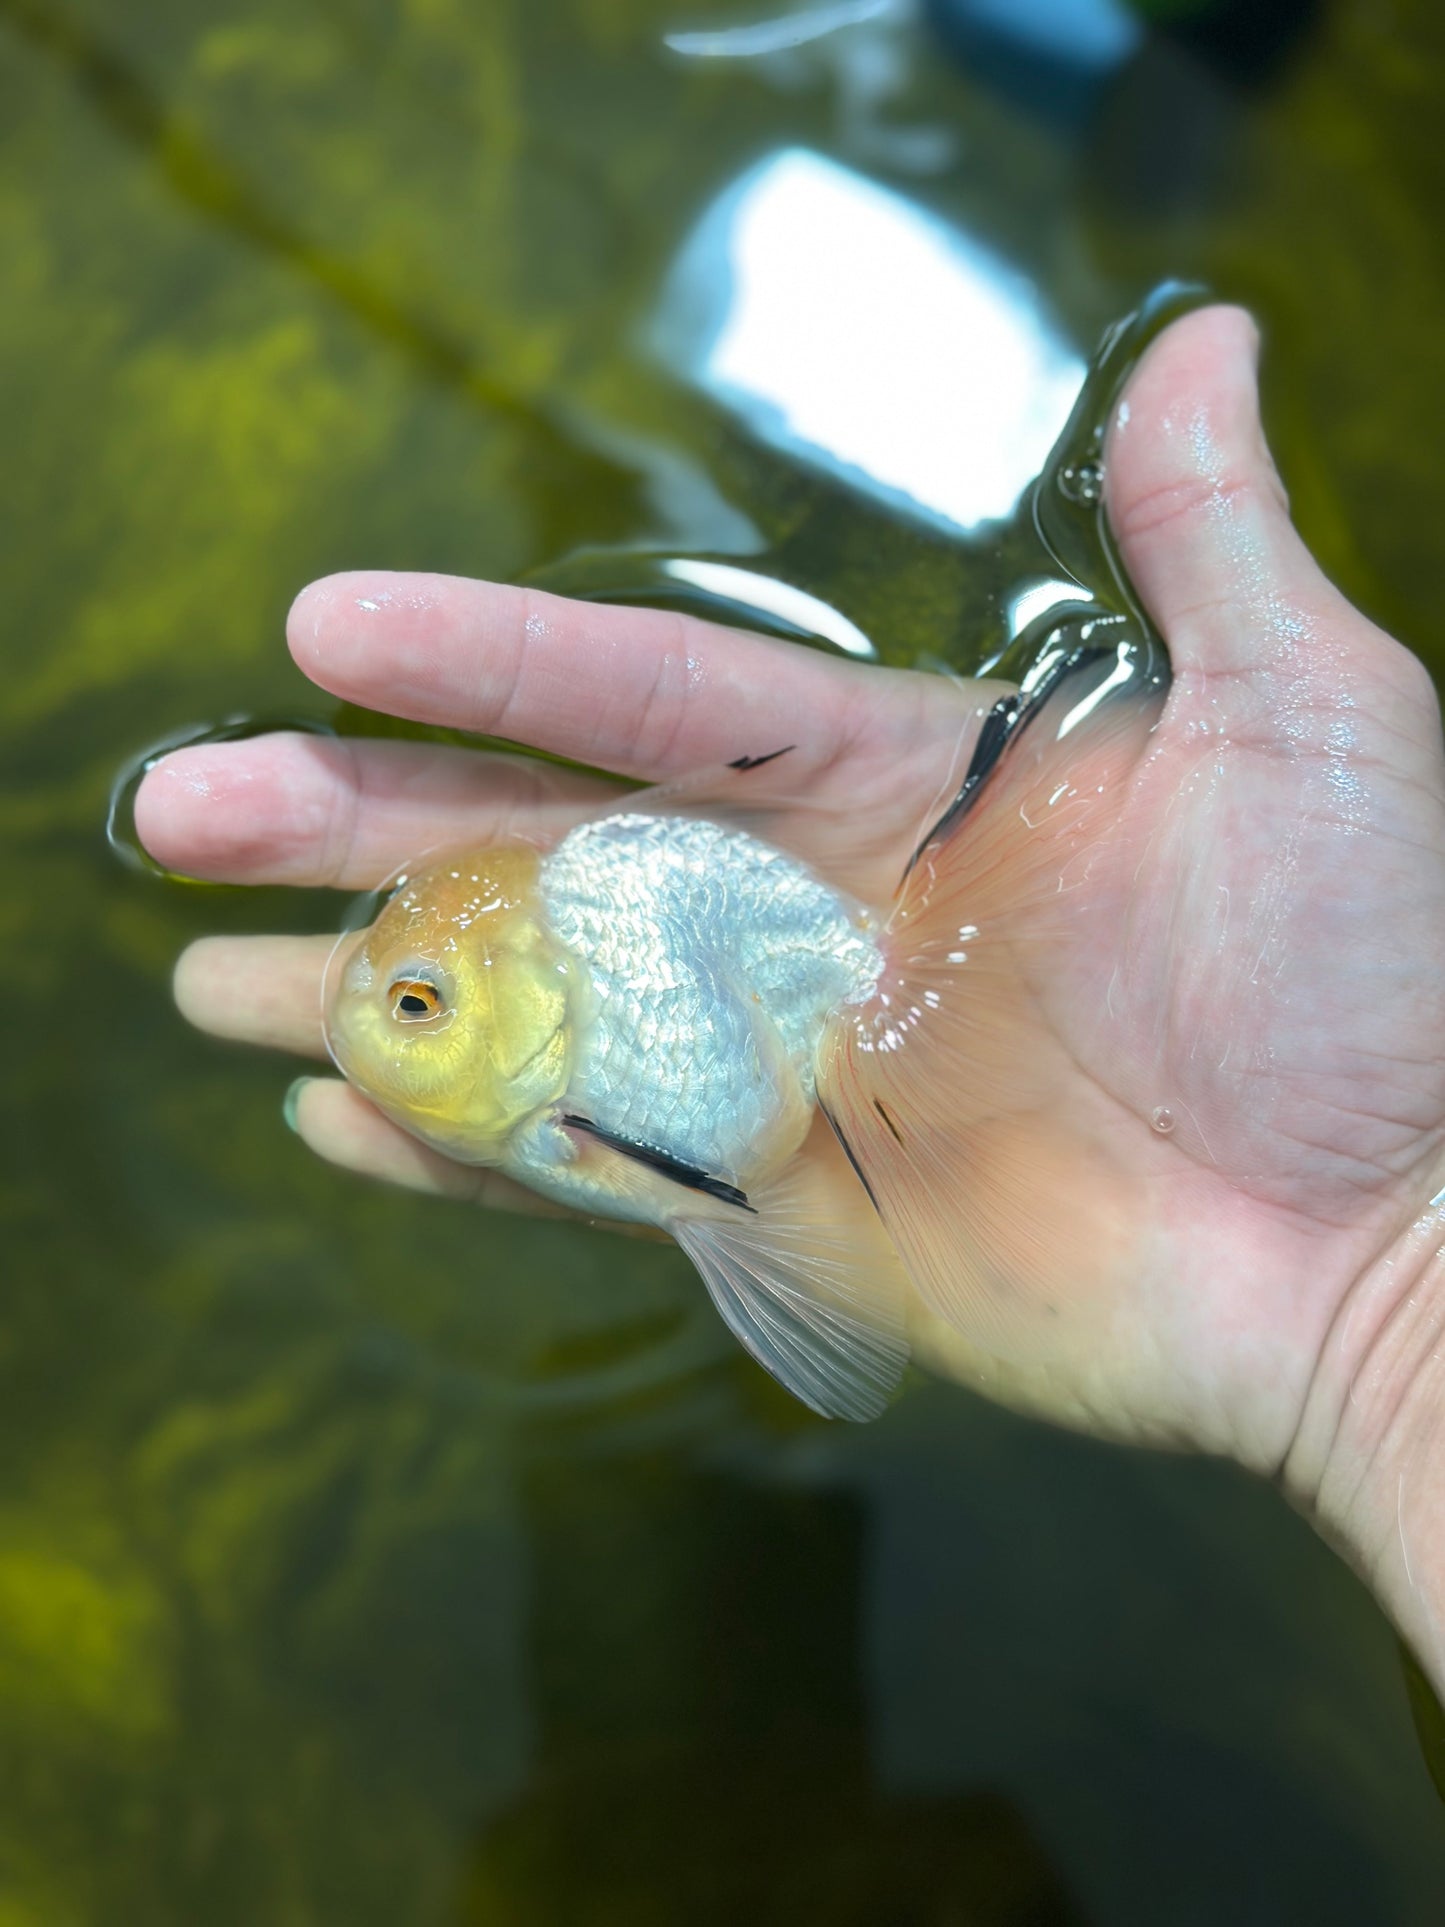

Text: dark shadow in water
xmin=1152 ymin=0 xmax=1327 ymax=89
xmin=1402 ymin=1645 xmax=1445 ymax=1807
xmin=923 ymin=0 xmax=1328 ymax=217
xmin=460 ymin=1460 xmax=1091 ymax=1926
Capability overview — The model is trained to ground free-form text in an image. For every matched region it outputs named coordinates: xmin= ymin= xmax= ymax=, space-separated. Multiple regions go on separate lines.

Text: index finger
xmin=287 ymin=571 xmax=890 ymax=784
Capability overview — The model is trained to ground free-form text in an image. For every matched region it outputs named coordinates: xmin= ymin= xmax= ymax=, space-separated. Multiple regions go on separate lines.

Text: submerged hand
xmin=136 ymin=307 xmax=1445 ymax=1686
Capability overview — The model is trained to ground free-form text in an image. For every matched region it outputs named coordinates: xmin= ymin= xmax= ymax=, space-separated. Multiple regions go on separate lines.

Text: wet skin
xmin=136 ymin=308 xmax=1445 ymax=1693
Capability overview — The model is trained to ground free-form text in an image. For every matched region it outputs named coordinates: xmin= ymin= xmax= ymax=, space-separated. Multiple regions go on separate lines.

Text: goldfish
xmin=324 ymin=640 xmax=1164 ymax=1419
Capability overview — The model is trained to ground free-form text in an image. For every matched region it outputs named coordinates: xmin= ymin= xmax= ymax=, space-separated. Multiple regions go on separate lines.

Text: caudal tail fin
xmin=817 ymin=640 xmax=1167 ymax=1370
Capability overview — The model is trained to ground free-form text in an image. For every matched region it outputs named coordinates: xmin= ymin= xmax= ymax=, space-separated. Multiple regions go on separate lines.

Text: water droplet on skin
xmin=1150 ymin=1106 xmax=1176 ymax=1135
xmin=1058 ymin=460 xmax=1103 ymax=505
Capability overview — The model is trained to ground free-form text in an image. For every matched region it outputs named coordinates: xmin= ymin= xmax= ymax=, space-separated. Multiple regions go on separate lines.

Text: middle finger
xmin=135 ymin=732 xmax=622 ymax=888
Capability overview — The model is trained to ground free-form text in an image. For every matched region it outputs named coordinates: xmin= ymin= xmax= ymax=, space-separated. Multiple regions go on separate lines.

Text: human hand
xmin=135 ymin=307 xmax=1445 ymax=1688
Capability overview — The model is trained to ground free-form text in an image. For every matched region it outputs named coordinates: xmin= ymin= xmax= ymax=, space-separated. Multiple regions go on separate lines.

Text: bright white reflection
xmin=1007 ymin=576 xmax=1093 ymax=635
xmin=1058 ymin=641 xmax=1134 ymax=737
xmin=654 ymin=148 xmax=1084 ymax=532
xmin=664 ymin=0 xmax=896 ymax=59
xmin=661 ymin=558 xmax=876 ymax=657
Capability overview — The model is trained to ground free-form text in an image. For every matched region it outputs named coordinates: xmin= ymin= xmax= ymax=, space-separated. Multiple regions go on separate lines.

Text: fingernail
xmin=282 ymin=1077 xmax=311 ymax=1134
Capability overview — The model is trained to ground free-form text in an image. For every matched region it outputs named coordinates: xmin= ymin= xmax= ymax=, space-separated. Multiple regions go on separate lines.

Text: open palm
xmin=137 ymin=307 xmax=1445 ymax=1489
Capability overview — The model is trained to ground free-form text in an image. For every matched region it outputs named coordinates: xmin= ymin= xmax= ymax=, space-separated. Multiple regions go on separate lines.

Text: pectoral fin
xmin=671 ymin=1115 xmax=910 ymax=1421
xmin=561 ymin=1113 xmax=756 ymax=1211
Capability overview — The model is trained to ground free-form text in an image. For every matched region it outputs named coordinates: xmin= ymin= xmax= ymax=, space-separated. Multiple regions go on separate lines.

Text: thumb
xmin=1104 ymin=305 xmax=1356 ymax=694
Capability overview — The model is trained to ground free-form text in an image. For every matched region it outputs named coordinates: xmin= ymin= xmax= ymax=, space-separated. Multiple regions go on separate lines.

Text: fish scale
xmin=539 ymin=813 xmax=881 ymax=1181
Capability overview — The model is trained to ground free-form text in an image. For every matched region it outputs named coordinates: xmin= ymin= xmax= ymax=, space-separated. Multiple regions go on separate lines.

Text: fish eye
xmin=389 ymin=977 xmax=444 ymax=1022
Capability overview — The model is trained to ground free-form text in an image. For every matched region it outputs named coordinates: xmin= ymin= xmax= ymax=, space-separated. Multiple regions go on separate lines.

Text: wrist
xmin=1283 ymin=1172 xmax=1445 ymax=1697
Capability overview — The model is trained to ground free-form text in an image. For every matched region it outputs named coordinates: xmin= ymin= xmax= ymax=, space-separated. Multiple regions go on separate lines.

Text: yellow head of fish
xmin=324 ymin=846 xmax=575 ymax=1163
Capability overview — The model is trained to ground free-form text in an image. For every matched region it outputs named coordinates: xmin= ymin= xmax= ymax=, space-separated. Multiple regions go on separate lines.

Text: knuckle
xmin=1111 ymin=469 xmax=1256 ymax=547
xmin=629 ymin=616 xmax=697 ymax=768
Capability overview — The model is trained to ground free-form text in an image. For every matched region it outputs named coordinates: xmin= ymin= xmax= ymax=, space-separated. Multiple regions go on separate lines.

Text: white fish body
xmin=504 ymin=812 xmax=882 ymax=1219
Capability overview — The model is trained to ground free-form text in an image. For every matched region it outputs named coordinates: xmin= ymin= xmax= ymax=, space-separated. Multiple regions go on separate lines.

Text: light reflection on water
xmin=654 ymin=146 xmax=1085 ymax=532
xmin=659 ymin=556 xmax=880 ymax=655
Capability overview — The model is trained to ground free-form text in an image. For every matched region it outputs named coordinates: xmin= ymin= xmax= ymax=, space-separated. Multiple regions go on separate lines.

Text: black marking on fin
xmin=874 ymin=1099 xmax=904 ymax=1145
xmin=562 ymin=1113 xmax=757 ymax=1212
xmin=727 ymin=745 xmax=796 ymax=771
xmin=818 ymin=1100 xmax=883 ymax=1215
xmin=903 ymin=643 xmax=1113 ymax=882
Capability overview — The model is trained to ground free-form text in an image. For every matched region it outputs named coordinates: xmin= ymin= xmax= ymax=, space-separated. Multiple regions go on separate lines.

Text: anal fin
xmin=671 ymin=1114 xmax=910 ymax=1422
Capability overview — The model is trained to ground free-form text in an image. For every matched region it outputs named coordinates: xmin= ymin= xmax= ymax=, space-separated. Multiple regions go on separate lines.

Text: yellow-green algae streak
xmin=4 ymin=0 xmax=1445 ymax=1920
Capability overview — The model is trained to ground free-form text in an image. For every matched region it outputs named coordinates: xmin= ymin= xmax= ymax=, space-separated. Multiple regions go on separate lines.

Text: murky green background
xmin=4 ymin=0 xmax=1445 ymax=1919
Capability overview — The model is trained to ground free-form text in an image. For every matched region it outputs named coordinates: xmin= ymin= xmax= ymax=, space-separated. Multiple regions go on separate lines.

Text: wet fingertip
xmin=138 ymin=744 xmax=212 ymax=802
xmin=1201 ymin=301 xmax=1259 ymax=363
xmin=172 ymin=937 xmax=225 ymax=1026
xmin=285 ymin=574 xmax=348 ymax=676
xmin=134 ymin=743 xmax=286 ymax=882
xmin=132 ymin=749 xmax=210 ymax=868
xmin=1110 ymin=304 xmax=1261 ymax=435
xmin=282 ymin=1076 xmax=312 ymax=1134
xmin=1241 ymin=308 xmax=1262 ymax=370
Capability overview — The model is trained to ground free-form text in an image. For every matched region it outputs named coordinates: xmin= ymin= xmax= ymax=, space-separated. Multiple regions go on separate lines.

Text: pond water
xmin=4 ymin=0 xmax=1445 ymax=1919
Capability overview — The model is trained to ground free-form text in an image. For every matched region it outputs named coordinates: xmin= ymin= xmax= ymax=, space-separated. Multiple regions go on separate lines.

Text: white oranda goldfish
xmin=324 ymin=642 xmax=1163 ymax=1419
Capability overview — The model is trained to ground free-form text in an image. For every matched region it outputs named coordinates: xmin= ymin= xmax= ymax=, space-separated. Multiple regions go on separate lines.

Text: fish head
xmin=324 ymin=846 xmax=574 ymax=1162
